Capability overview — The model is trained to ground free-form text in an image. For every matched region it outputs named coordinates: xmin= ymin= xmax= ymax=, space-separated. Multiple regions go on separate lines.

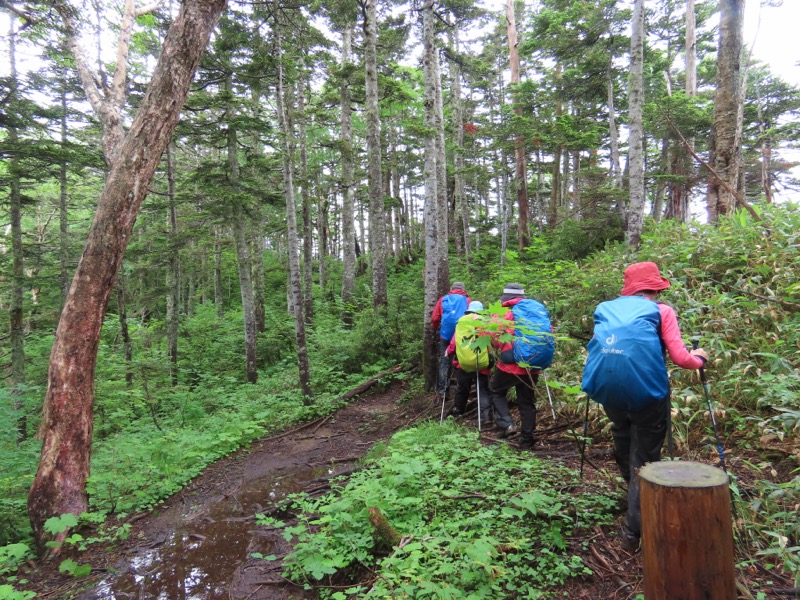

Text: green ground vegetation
xmin=1 ymin=205 xmax=799 ymax=594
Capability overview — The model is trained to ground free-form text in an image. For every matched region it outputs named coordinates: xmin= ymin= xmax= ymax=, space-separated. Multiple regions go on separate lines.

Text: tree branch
xmin=705 ymin=276 xmax=800 ymax=313
xmin=52 ymin=0 xmax=109 ymax=124
xmin=135 ymin=1 xmax=161 ymax=17
xmin=669 ymin=120 xmax=762 ymax=222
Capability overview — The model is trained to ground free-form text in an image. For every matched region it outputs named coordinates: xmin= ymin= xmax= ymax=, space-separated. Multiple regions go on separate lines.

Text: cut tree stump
xmin=640 ymin=461 xmax=735 ymax=600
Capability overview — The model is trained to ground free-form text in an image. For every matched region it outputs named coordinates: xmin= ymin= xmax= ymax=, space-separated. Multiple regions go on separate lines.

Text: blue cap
xmin=466 ymin=301 xmax=484 ymax=313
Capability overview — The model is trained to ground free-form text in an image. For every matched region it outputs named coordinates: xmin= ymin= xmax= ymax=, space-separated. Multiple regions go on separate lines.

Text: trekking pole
xmin=475 ymin=357 xmax=482 ymax=433
xmin=666 ymin=391 xmax=675 ymax=459
xmin=542 ymin=371 xmax=557 ymax=421
xmin=579 ymin=394 xmax=591 ymax=478
xmin=439 ymin=362 xmax=453 ymax=424
xmin=693 ymin=341 xmax=727 ymax=473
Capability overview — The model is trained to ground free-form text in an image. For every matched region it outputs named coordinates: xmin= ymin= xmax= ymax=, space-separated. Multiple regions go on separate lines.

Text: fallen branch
xmin=338 ymin=364 xmax=407 ymax=401
xmin=670 ymin=121 xmax=762 ymax=222
xmin=268 ymin=363 xmax=408 ymax=442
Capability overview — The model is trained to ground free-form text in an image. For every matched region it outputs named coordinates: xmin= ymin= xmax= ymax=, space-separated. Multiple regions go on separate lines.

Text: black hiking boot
xmin=620 ymin=527 xmax=640 ymax=553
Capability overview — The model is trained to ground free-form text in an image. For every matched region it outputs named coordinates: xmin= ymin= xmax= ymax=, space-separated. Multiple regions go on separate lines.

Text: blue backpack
xmin=510 ymin=299 xmax=555 ymax=369
xmin=581 ymin=295 xmax=668 ymax=411
xmin=439 ymin=294 xmax=468 ymax=341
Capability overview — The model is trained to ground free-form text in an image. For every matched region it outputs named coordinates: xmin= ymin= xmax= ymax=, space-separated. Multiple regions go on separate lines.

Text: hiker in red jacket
xmin=431 ymin=282 xmax=470 ymax=396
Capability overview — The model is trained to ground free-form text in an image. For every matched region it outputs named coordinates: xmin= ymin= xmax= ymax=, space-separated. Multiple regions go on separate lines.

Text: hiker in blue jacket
xmin=582 ymin=262 xmax=709 ymax=553
xmin=431 ymin=282 xmax=470 ymax=396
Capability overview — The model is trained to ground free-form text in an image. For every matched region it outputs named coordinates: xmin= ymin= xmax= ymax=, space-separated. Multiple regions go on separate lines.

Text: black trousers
xmin=453 ymin=368 xmax=491 ymax=420
xmin=437 ymin=338 xmax=451 ymax=395
xmin=603 ymin=397 xmax=669 ymax=537
xmin=489 ymin=369 xmax=538 ymax=441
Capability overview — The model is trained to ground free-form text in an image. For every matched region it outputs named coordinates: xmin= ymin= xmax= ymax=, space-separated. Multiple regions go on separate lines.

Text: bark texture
xmin=707 ymin=0 xmax=745 ymax=220
xmin=363 ymin=0 xmax=387 ymax=308
xmin=28 ymin=0 xmax=227 ymax=551
xmin=626 ymin=0 xmax=645 ymax=248
xmin=275 ymin=22 xmax=313 ymax=402
xmin=339 ymin=23 xmax=356 ymax=324
xmin=421 ymin=0 xmax=444 ymax=391
xmin=506 ymin=0 xmax=529 ymax=248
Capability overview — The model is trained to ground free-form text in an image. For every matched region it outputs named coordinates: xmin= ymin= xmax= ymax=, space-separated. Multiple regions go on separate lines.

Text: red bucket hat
xmin=621 ymin=262 xmax=671 ymax=296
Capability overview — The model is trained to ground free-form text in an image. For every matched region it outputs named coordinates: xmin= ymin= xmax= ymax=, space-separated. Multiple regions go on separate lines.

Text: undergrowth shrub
xmin=277 ymin=421 xmax=617 ymax=598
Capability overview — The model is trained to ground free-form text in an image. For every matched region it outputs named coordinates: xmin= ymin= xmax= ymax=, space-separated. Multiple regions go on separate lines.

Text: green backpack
xmin=454 ymin=313 xmax=490 ymax=373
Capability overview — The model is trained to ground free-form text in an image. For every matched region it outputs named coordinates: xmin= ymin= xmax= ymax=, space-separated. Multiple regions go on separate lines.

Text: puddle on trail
xmin=82 ymin=465 xmax=335 ymax=599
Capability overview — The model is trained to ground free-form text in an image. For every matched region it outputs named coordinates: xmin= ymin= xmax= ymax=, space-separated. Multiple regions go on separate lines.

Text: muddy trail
xmin=20 ymin=376 xmax=790 ymax=599
xmin=23 ymin=377 xmax=434 ymax=599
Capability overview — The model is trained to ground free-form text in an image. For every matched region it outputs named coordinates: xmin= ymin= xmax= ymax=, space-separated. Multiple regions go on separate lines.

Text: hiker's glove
xmin=690 ymin=348 xmax=708 ymax=365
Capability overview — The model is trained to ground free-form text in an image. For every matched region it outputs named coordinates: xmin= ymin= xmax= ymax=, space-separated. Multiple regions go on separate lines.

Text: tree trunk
xmin=297 ymin=80 xmax=314 ymax=324
xmin=116 ymin=271 xmax=133 ymax=387
xmin=428 ymin=2 xmax=449 ymax=293
xmin=275 ymin=22 xmax=313 ymax=402
xmin=165 ymin=143 xmax=179 ymax=387
xmin=226 ymin=73 xmax=258 ymax=384
xmin=607 ymin=69 xmax=623 ymax=188
xmin=249 ymin=84 xmax=266 ymax=334
xmin=364 ymin=0 xmax=387 ymax=308
xmin=549 ymin=64 xmax=562 ymax=228
xmin=707 ymin=0 xmax=745 ymax=220
xmin=685 ymin=0 xmax=697 ymax=96
xmin=8 ymin=19 xmax=26 ymax=441
xmin=450 ymin=27 xmax=469 ymax=262
xmin=626 ymin=0 xmax=646 ymax=248
xmin=340 ymin=22 xmax=356 ymax=325
xmin=59 ymin=65 xmax=71 ymax=310
xmin=317 ymin=195 xmax=329 ymax=290
xmin=214 ymin=227 xmax=224 ymax=318
xmin=421 ymin=0 xmax=445 ymax=391
xmin=28 ymin=0 xmax=226 ymax=552
xmin=506 ymin=0 xmax=530 ymax=249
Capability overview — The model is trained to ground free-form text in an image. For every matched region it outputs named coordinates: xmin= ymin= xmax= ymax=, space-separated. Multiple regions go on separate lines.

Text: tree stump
xmin=368 ymin=507 xmax=401 ymax=548
xmin=640 ymin=461 xmax=735 ymax=600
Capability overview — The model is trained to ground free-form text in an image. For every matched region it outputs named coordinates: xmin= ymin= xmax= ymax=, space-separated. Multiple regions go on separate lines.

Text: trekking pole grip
xmin=692 ymin=340 xmax=707 ymax=384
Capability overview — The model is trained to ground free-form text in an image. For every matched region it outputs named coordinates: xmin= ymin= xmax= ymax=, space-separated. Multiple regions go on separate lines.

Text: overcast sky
xmin=744 ymin=1 xmax=800 ymax=86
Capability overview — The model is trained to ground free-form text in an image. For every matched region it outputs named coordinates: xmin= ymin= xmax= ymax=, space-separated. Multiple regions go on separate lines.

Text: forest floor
xmin=17 ymin=376 xmax=795 ymax=599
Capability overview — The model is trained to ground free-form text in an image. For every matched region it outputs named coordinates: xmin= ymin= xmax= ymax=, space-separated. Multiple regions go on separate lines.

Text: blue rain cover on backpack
xmin=511 ymin=299 xmax=555 ymax=369
xmin=581 ymin=295 xmax=669 ymax=411
xmin=439 ymin=294 xmax=468 ymax=341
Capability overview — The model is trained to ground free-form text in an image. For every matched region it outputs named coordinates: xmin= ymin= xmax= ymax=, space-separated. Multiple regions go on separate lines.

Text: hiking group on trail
xmin=432 ymin=262 xmax=709 ymax=553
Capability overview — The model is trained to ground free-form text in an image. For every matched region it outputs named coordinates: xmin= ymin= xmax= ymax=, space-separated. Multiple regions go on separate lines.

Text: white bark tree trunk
xmin=626 ymin=0 xmax=646 ymax=248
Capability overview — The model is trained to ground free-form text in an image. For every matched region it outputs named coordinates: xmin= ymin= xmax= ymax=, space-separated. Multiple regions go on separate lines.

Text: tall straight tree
xmin=7 ymin=17 xmax=26 ymax=440
xmin=339 ymin=22 xmax=357 ymax=324
xmin=626 ymin=0 xmax=646 ymax=247
xmin=27 ymin=0 xmax=226 ymax=551
xmin=275 ymin=16 xmax=313 ymax=402
xmin=362 ymin=0 xmax=387 ymax=308
xmin=707 ymin=0 xmax=745 ymax=220
xmin=225 ymin=71 xmax=258 ymax=383
xmin=421 ymin=0 xmax=447 ymax=391
xmin=506 ymin=0 xmax=530 ymax=249
xmin=165 ymin=143 xmax=179 ymax=386
xmin=297 ymin=79 xmax=314 ymax=324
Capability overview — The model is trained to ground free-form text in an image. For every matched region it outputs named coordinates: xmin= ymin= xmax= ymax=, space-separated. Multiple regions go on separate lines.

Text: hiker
xmin=489 ymin=284 xmax=555 ymax=449
xmin=431 ymin=282 xmax=470 ymax=397
xmin=581 ymin=262 xmax=709 ymax=552
xmin=445 ymin=301 xmax=493 ymax=423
